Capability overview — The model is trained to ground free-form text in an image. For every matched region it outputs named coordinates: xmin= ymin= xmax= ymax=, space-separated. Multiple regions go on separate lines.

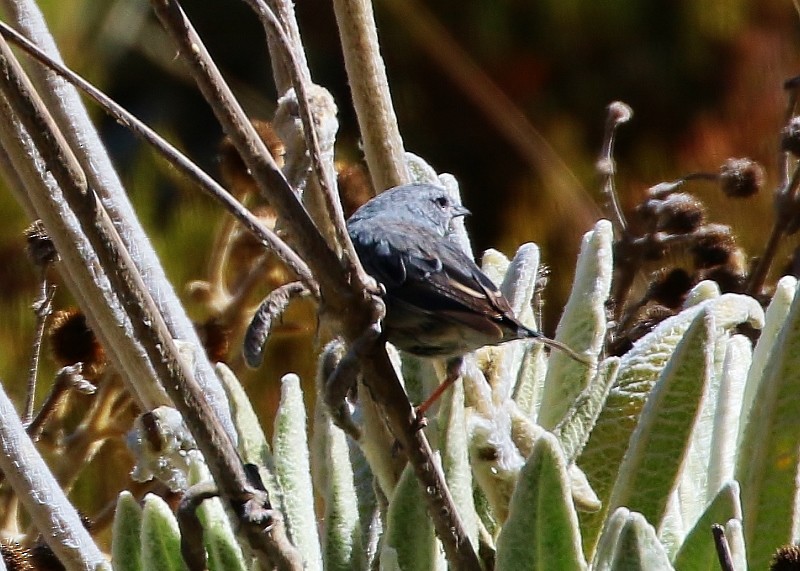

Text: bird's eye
xmin=433 ymin=196 xmax=449 ymax=209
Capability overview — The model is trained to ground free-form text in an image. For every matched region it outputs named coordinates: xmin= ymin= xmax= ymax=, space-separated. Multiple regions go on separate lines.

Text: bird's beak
xmin=453 ymin=205 xmax=471 ymax=218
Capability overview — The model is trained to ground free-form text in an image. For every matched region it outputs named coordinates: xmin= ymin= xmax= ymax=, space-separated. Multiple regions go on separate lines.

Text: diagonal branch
xmin=148 ymin=0 xmax=349 ymax=300
xmin=0 ymin=32 xmax=302 ymax=570
xmin=1 ymin=0 xmax=237 ymax=442
xmin=0 ymin=19 xmax=318 ymax=297
xmin=147 ymin=1 xmax=481 ymax=567
xmin=241 ymin=0 xmax=364 ymax=282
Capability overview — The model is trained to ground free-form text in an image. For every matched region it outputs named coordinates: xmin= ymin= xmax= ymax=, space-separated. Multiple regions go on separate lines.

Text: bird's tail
xmin=524 ymin=328 xmax=592 ymax=365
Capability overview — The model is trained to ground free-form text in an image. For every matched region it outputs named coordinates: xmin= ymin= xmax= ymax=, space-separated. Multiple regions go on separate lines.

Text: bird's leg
xmin=414 ymin=356 xmax=464 ymax=425
xmin=324 ymin=323 xmax=383 ymax=440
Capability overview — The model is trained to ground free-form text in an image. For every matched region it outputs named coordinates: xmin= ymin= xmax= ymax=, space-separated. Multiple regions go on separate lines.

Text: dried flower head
xmin=612 ymin=304 xmax=675 ymax=356
xmin=771 ymin=543 xmax=800 ymax=570
xmin=0 ymin=540 xmax=32 ymax=571
xmin=697 ymin=265 xmax=747 ymax=293
xmin=219 ymin=120 xmax=285 ymax=197
xmin=24 ymin=220 xmax=58 ymax=268
xmin=47 ymin=309 xmax=105 ymax=378
xmin=647 ymin=268 xmax=693 ymax=309
xmin=782 ymin=116 xmax=800 ymax=158
xmin=654 ymin=193 xmax=707 ymax=234
xmin=719 ymin=157 xmax=764 ymax=198
xmin=690 ymin=224 xmax=737 ymax=269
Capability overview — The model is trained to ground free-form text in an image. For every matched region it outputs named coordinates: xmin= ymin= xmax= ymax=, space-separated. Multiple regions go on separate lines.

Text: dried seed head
xmin=696 ymin=264 xmax=747 ymax=293
xmin=771 ymin=544 xmax=800 ymax=570
xmin=28 ymin=542 xmax=64 ymax=571
xmin=24 ymin=220 xmax=58 ymax=268
xmin=336 ymin=161 xmax=375 ymax=218
xmin=654 ymin=193 xmax=707 ymax=234
xmin=219 ymin=120 xmax=285 ymax=197
xmin=1 ymin=540 xmax=32 ymax=571
xmin=47 ymin=309 xmax=105 ymax=378
xmin=719 ymin=157 xmax=764 ymax=198
xmin=690 ymin=224 xmax=737 ymax=268
xmin=782 ymin=116 xmax=800 ymax=158
xmin=612 ymin=304 xmax=675 ymax=356
xmin=647 ymin=268 xmax=693 ymax=309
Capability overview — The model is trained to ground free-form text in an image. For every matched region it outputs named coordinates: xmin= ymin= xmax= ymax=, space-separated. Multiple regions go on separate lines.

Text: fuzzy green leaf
xmin=495 ymin=433 xmax=586 ymax=570
xmin=578 ymin=292 xmax=763 ymax=553
xmin=706 ymin=337 xmax=751 ymax=502
xmin=383 ymin=463 xmax=444 ymax=571
xmin=111 ymin=491 xmax=143 ymax=571
xmin=606 ymin=310 xmax=714 ymax=534
xmin=320 ymin=415 xmax=363 ymax=570
xmin=610 ymin=511 xmax=674 ymax=570
xmin=555 ymin=357 xmax=620 ymax=463
xmin=273 ymin=373 xmax=322 ymax=570
xmin=736 ymin=280 xmax=800 ymax=570
xmin=672 ymin=481 xmax=741 ymax=571
xmin=215 ymin=363 xmax=281 ymax=505
xmin=737 ymin=275 xmax=796 ymax=447
xmin=593 ymin=507 xmax=629 ymax=570
xmin=187 ymin=461 xmax=247 ymax=571
xmin=438 ymin=377 xmax=479 ymax=552
xmin=494 ymin=244 xmax=542 ymax=403
xmin=724 ymin=518 xmax=747 ymax=571
xmin=140 ymin=494 xmax=187 ymax=571
xmin=539 ymin=220 xmax=613 ymax=429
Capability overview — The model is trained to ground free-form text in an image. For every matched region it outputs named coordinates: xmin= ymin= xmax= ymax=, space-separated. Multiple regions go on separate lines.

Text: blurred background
xmin=0 ymin=0 xmax=797 ymax=535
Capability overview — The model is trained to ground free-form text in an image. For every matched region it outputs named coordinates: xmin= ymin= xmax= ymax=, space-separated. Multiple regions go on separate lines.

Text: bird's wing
xmin=356 ymin=227 xmax=519 ymax=337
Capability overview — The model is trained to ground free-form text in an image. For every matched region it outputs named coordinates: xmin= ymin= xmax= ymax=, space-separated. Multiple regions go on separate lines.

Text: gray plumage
xmin=347 ymin=183 xmax=584 ymax=361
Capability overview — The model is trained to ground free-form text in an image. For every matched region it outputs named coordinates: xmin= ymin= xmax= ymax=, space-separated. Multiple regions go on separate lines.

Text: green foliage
xmin=112 ymin=209 xmax=800 ymax=570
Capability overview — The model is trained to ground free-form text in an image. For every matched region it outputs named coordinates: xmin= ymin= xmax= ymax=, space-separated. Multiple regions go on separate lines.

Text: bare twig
xmin=331 ymin=0 xmax=409 ymax=191
xmin=746 ymin=160 xmax=800 ymax=295
xmin=1 ymin=0 xmax=237 ymax=442
xmin=0 ymin=33 xmax=302 ymax=570
xmin=242 ymin=0 xmax=363 ymax=280
xmin=597 ymin=101 xmax=633 ymax=233
xmin=0 ymin=19 xmax=318 ymax=298
xmin=147 ymin=1 xmax=481 ymax=566
xmin=712 ymin=524 xmax=735 ymax=571
xmin=26 ymin=363 xmax=94 ymax=443
xmin=23 ymin=279 xmax=55 ymax=424
xmin=0 ymin=381 xmax=107 ymax=569
xmin=149 ymin=0 xmax=356 ymax=309
xmin=178 ymin=482 xmax=221 ymax=571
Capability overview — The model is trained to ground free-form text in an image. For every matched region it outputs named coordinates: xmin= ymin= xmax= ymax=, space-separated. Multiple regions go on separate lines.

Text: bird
xmin=347 ymin=183 xmax=587 ymax=414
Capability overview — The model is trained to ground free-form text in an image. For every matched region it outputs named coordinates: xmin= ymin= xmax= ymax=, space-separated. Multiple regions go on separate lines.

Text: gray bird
xmin=347 ymin=183 xmax=585 ymax=364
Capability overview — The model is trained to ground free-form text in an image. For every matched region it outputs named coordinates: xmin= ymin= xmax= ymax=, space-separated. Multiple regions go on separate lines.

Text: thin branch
xmin=26 ymin=363 xmax=94 ymax=443
xmin=148 ymin=0 xmax=348 ymax=301
xmin=147 ymin=2 xmax=481 ymax=567
xmin=746 ymin=159 xmax=800 ymax=295
xmin=712 ymin=524 xmax=734 ymax=571
xmin=597 ymin=101 xmax=633 ymax=233
xmin=23 ymin=278 xmax=55 ymax=424
xmin=0 ymin=380 xmax=107 ymax=569
xmin=0 ymin=33 xmax=302 ymax=570
xmin=0 ymin=19 xmax=318 ymax=298
xmin=242 ymin=0 xmax=365 ymax=282
xmin=332 ymin=0 xmax=409 ymax=191
xmin=177 ymin=482 xmax=220 ymax=571
xmin=1 ymin=0 xmax=237 ymax=443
